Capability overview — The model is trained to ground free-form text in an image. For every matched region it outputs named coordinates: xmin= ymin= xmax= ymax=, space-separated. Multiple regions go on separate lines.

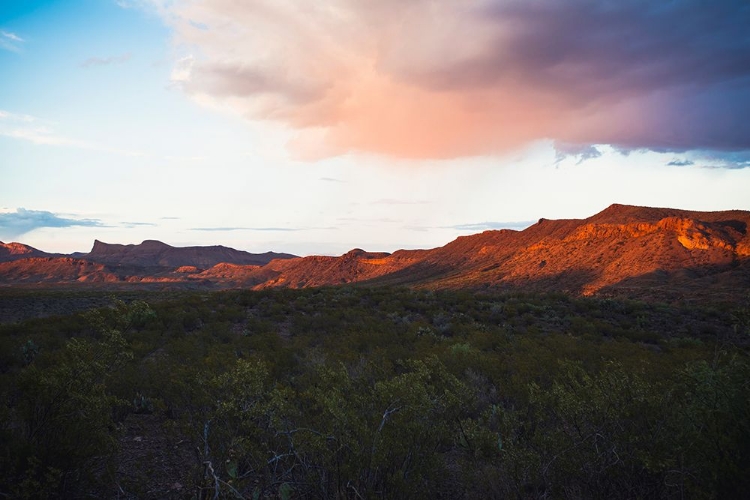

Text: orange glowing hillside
xmin=2 ymin=204 xmax=749 ymax=302
xmin=0 ymin=241 xmax=54 ymax=262
xmin=235 ymin=204 xmax=749 ymax=302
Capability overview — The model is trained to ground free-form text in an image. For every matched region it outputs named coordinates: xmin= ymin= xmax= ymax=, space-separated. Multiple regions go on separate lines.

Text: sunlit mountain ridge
xmin=2 ymin=204 xmax=749 ymax=303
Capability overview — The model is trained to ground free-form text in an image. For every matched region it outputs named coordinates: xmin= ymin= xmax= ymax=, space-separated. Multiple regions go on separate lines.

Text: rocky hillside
xmin=0 ymin=257 xmax=118 ymax=283
xmin=241 ymin=204 xmax=750 ymax=302
xmin=0 ymin=242 xmax=53 ymax=263
xmin=2 ymin=205 xmax=748 ymax=302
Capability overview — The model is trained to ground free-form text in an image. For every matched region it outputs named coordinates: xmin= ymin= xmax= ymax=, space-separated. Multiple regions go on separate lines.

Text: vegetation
xmin=1 ymin=287 xmax=748 ymax=498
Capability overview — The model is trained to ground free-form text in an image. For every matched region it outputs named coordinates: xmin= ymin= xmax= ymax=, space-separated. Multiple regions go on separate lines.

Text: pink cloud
xmin=156 ymin=0 xmax=750 ymax=159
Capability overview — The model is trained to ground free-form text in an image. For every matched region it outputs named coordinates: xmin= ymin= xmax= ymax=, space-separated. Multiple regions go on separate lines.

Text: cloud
xmin=667 ymin=159 xmax=694 ymax=167
xmin=81 ymin=53 xmax=132 ymax=68
xmin=191 ymin=226 xmax=301 ymax=232
xmin=0 ymin=208 xmax=104 ymax=239
xmin=0 ymin=110 xmax=36 ymax=123
xmin=121 ymin=221 xmax=157 ymax=228
xmin=0 ymin=31 xmax=23 ymax=42
xmin=169 ymin=55 xmax=194 ymax=86
xmin=0 ymin=127 xmax=91 ymax=148
xmin=448 ymin=221 xmax=535 ymax=232
xmin=164 ymin=154 xmax=206 ymax=162
xmin=691 ymin=150 xmax=750 ymax=170
xmin=661 ymin=150 xmax=750 ymax=169
xmin=154 ymin=0 xmax=750 ymax=160
xmin=191 ymin=225 xmax=337 ymax=232
xmin=554 ymin=142 xmax=603 ymax=165
xmin=371 ymin=199 xmax=430 ymax=206
xmin=0 ymin=30 xmax=24 ymax=52
xmin=337 ymin=217 xmax=401 ymax=224
xmin=0 ymin=110 xmax=142 ymax=156
xmin=724 ymin=161 xmax=750 ymax=170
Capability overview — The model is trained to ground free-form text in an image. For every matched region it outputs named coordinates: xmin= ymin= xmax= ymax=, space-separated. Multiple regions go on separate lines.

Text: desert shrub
xmin=1 ymin=329 xmax=130 ymax=497
xmin=1 ymin=287 xmax=747 ymax=498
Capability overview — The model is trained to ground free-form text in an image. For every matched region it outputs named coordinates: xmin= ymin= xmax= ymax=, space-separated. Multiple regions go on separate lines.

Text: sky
xmin=1 ymin=0 xmax=749 ymax=256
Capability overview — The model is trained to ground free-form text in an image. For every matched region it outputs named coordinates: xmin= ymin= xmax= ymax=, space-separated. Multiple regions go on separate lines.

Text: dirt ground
xmin=108 ymin=413 xmax=198 ymax=499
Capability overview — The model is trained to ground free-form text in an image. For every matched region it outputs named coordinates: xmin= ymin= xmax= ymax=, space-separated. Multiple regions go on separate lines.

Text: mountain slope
xmin=1 ymin=205 xmax=748 ymax=302
xmin=245 ymin=204 xmax=750 ymax=301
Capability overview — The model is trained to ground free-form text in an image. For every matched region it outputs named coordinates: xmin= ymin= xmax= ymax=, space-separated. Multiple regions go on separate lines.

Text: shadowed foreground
xmin=1 ymin=287 xmax=748 ymax=498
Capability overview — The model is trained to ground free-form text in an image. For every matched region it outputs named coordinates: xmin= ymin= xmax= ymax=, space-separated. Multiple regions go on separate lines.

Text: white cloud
xmin=0 ymin=30 xmax=25 ymax=52
xmin=0 ymin=110 xmax=37 ymax=123
xmin=448 ymin=221 xmax=535 ymax=232
xmin=0 ymin=127 xmax=91 ymax=148
xmin=164 ymin=154 xmax=206 ymax=162
xmin=0 ymin=30 xmax=23 ymax=42
xmin=0 ymin=112 xmax=143 ymax=157
xmin=81 ymin=53 xmax=132 ymax=68
xmin=169 ymin=55 xmax=194 ymax=85
xmin=115 ymin=0 xmax=152 ymax=9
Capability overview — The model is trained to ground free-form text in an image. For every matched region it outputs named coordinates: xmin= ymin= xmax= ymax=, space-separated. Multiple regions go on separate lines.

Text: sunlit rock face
xmin=1 ymin=205 xmax=748 ymax=303
xmin=0 ymin=241 xmax=53 ymax=262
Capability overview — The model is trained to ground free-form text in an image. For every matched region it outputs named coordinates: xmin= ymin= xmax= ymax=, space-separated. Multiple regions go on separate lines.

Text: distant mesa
xmin=85 ymin=239 xmax=296 ymax=268
xmin=1 ymin=204 xmax=749 ymax=303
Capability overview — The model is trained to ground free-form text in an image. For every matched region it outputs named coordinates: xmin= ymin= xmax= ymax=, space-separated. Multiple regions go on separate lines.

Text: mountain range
xmin=2 ymin=204 xmax=749 ymax=302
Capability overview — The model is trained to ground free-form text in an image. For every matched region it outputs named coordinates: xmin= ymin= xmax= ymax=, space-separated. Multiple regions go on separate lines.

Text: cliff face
xmin=1 ymin=205 xmax=748 ymax=302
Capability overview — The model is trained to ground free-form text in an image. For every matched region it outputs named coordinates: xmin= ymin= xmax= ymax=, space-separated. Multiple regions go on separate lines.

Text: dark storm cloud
xmin=481 ymin=1 xmax=749 ymax=92
xmin=439 ymin=0 xmax=750 ymax=153
xmin=164 ymin=0 xmax=750 ymax=159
